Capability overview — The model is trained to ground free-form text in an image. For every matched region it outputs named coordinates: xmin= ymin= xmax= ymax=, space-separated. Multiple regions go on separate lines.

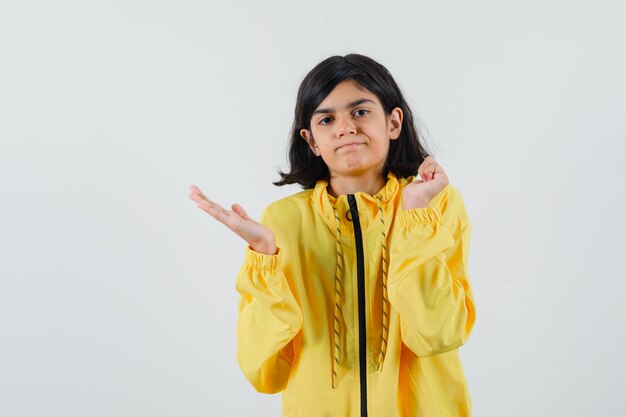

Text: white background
xmin=1 ymin=1 xmax=625 ymax=416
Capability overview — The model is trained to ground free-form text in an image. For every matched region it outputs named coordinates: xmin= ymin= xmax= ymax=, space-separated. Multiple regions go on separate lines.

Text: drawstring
xmin=331 ymin=205 xmax=343 ymax=389
xmin=376 ymin=195 xmax=390 ymax=372
xmin=330 ymin=196 xmax=390 ymax=388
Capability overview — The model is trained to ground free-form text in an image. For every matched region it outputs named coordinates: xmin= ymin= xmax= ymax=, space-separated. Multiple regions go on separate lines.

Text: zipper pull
xmin=347 ymin=194 xmax=358 ymax=221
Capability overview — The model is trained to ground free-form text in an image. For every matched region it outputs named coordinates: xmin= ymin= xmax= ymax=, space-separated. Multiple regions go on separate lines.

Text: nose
xmin=335 ymin=114 xmax=356 ymax=137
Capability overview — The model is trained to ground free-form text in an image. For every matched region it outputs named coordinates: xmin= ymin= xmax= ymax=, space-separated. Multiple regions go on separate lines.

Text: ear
xmin=300 ymin=128 xmax=321 ymax=156
xmin=388 ymin=107 xmax=403 ymax=140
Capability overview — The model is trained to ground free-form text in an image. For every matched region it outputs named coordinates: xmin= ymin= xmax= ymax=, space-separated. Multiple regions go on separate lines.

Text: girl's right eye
xmin=319 ymin=117 xmax=331 ymax=125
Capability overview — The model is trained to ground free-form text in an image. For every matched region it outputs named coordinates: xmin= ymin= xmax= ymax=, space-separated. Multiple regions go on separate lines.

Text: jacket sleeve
xmin=234 ymin=210 xmax=303 ymax=393
xmin=386 ymin=185 xmax=476 ymax=357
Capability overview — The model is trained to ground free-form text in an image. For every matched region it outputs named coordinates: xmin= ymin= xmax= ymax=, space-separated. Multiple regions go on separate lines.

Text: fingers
xmin=188 ymin=184 xmax=211 ymax=204
xmin=419 ymin=156 xmax=447 ymax=182
xmin=189 ymin=185 xmax=228 ymax=214
xmin=189 ymin=186 xmax=252 ymax=232
xmin=418 ymin=156 xmax=437 ymax=181
xmin=198 ymin=199 xmax=227 ymax=220
xmin=189 ymin=186 xmax=228 ymax=217
xmin=231 ymin=203 xmax=252 ymax=221
xmin=428 ymin=163 xmax=437 ymax=180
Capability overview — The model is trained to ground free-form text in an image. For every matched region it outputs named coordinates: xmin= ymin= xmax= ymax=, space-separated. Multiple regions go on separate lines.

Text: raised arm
xmin=387 ymin=184 xmax=476 ymax=357
xmin=189 ymin=186 xmax=302 ymax=392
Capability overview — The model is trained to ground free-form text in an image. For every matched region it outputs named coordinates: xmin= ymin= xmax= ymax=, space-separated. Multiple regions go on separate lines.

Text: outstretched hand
xmin=402 ymin=156 xmax=449 ymax=210
xmin=189 ymin=185 xmax=277 ymax=255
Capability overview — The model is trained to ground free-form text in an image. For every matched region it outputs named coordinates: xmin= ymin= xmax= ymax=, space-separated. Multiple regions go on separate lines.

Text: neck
xmin=328 ymin=170 xmax=386 ymax=197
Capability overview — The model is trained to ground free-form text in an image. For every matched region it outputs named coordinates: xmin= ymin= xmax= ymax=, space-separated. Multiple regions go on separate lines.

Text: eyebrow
xmin=312 ymin=98 xmax=376 ymax=116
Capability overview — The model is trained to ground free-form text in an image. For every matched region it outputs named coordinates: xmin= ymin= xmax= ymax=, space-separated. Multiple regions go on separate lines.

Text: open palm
xmin=188 ymin=185 xmax=276 ymax=254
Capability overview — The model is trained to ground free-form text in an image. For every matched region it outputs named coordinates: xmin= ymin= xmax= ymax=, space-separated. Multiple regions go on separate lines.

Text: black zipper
xmin=347 ymin=194 xmax=368 ymax=417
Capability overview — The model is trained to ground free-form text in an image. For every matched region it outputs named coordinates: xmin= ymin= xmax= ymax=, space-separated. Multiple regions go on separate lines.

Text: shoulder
xmin=259 ymin=189 xmax=315 ymax=226
xmin=430 ymin=183 xmax=471 ymax=227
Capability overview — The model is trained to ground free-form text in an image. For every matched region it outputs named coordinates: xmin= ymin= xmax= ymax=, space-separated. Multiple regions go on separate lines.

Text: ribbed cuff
xmin=244 ymin=246 xmax=282 ymax=271
xmin=397 ymin=207 xmax=442 ymax=228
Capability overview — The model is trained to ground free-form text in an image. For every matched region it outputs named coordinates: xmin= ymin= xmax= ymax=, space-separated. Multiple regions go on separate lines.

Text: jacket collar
xmin=312 ymin=171 xmax=413 ymax=231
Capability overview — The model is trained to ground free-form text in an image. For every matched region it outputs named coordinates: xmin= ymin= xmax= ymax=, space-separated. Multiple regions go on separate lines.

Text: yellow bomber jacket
xmin=235 ymin=171 xmax=476 ymax=417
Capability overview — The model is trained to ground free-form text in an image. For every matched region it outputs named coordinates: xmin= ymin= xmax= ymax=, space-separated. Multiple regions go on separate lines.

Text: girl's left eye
xmin=355 ymin=109 xmax=369 ymax=116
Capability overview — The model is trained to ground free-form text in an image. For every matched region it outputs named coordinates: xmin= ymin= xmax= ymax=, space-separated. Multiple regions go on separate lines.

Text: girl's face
xmin=300 ymin=79 xmax=403 ymax=180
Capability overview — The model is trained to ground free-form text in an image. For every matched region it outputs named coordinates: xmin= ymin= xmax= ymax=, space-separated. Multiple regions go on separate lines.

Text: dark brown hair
xmin=274 ymin=53 xmax=431 ymax=189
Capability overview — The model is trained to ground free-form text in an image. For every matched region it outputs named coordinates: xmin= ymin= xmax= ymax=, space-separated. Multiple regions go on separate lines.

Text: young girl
xmin=189 ymin=53 xmax=476 ymax=417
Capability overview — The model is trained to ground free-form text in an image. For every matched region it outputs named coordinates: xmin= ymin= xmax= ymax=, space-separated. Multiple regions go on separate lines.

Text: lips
xmin=337 ymin=142 xmax=364 ymax=150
